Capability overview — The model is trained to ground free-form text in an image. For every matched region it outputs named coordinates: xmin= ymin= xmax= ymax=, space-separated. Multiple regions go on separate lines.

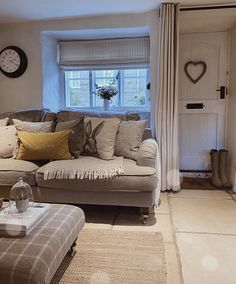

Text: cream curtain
xmin=156 ymin=3 xmax=180 ymax=192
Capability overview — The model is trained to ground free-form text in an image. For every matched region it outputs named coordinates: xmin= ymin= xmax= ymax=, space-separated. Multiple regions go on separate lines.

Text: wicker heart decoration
xmin=184 ymin=61 xmax=207 ymax=84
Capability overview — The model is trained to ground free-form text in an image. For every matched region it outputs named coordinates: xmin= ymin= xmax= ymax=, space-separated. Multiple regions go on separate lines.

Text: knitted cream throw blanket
xmin=44 ymin=156 xmax=124 ymax=180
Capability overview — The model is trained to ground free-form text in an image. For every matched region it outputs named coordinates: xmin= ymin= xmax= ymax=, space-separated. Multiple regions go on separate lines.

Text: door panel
xmin=179 ymin=42 xmax=220 ymax=101
xmin=179 ymin=32 xmax=228 ymax=171
xmin=179 ymin=113 xmax=217 ymax=170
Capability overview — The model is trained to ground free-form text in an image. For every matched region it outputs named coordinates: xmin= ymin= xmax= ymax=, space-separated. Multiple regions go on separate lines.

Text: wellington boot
xmin=210 ymin=149 xmax=222 ymax=188
xmin=219 ymin=149 xmax=232 ymax=188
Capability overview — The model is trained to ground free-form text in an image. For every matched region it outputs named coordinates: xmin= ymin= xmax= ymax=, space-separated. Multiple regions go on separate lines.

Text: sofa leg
xmin=68 ymin=238 xmax=77 ymax=257
xmin=140 ymin=207 xmax=149 ymax=224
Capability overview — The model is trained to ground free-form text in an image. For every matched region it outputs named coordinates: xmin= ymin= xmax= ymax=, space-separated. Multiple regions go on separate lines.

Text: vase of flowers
xmin=96 ymin=83 xmax=118 ymax=111
xmin=103 ymin=98 xmax=110 ymax=111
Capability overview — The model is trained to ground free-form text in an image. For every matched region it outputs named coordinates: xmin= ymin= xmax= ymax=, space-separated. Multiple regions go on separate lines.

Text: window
xmin=64 ymin=68 xmax=149 ymax=110
xmin=59 ymin=37 xmax=150 ymax=110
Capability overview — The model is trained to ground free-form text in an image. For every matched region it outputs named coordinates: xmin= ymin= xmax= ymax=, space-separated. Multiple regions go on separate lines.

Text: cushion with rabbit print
xmin=83 ymin=117 xmax=120 ymax=160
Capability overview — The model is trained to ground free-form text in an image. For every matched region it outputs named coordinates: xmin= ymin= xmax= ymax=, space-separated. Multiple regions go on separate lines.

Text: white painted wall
xmin=41 ymin=34 xmax=62 ymax=111
xmin=0 ymin=11 xmax=159 ymax=113
xmin=0 ymin=24 xmax=43 ymax=112
xmin=227 ymin=24 xmax=236 ymax=189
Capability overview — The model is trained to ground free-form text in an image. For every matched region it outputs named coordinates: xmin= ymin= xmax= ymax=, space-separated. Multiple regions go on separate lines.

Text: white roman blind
xmin=59 ymin=37 xmax=150 ymax=69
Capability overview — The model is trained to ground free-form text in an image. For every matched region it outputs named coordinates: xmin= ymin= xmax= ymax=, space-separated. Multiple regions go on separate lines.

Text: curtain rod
xmin=180 ymin=4 xmax=236 ymax=11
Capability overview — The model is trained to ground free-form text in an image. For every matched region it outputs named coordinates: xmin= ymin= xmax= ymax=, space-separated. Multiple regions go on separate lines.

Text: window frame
xmin=63 ymin=67 xmax=150 ymax=111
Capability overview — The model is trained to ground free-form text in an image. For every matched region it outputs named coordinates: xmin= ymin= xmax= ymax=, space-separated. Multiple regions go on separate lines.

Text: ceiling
xmin=1 ymin=0 xmax=161 ymax=23
xmin=0 ymin=0 xmax=236 ymax=24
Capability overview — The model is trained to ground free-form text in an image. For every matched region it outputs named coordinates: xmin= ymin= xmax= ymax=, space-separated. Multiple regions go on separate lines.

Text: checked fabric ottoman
xmin=0 ymin=204 xmax=85 ymax=284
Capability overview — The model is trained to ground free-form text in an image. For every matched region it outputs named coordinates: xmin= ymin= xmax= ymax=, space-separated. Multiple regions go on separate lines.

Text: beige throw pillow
xmin=13 ymin=119 xmax=53 ymax=132
xmin=0 ymin=117 xmax=9 ymax=126
xmin=55 ymin=118 xmax=84 ymax=158
xmin=83 ymin=117 xmax=121 ymax=160
xmin=115 ymin=120 xmax=147 ymax=160
xmin=0 ymin=125 xmax=17 ymax=158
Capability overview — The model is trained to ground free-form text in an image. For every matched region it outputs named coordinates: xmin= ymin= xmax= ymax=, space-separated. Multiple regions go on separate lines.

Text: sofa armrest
xmin=136 ymin=138 xmax=158 ymax=168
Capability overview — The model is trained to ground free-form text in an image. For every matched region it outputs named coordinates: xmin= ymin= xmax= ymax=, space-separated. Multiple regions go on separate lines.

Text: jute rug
xmin=51 ymin=229 xmax=167 ymax=284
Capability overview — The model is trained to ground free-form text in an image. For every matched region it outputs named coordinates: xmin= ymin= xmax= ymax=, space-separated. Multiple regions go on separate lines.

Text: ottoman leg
xmin=68 ymin=238 xmax=77 ymax=257
xmin=140 ymin=207 xmax=149 ymax=224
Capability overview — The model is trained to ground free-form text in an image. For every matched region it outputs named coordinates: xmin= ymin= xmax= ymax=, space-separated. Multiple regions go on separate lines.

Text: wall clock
xmin=0 ymin=46 xmax=28 ymax=78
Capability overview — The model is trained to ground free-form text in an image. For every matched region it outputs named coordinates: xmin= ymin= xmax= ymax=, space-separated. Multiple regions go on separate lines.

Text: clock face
xmin=0 ymin=46 xmax=27 ymax=78
xmin=0 ymin=49 xmax=20 ymax=73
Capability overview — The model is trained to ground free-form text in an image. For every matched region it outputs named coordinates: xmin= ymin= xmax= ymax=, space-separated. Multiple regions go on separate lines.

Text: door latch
xmin=185 ymin=103 xmax=205 ymax=109
xmin=216 ymin=86 xmax=226 ymax=99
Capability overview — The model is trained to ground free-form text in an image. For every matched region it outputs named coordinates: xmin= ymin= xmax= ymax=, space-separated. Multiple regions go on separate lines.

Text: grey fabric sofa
xmin=0 ymin=108 xmax=159 ymax=221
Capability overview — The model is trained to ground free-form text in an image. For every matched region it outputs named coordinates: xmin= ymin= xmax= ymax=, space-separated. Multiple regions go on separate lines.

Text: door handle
xmin=216 ymin=86 xmax=226 ymax=99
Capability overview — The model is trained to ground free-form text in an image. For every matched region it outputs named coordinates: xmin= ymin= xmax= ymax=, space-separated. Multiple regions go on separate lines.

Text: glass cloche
xmin=9 ymin=177 xmax=34 ymax=213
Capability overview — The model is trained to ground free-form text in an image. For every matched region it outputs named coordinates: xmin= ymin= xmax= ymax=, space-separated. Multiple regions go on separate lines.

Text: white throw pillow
xmin=0 ymin=125 xmax=17 ymax=158
xmin=115 ymin=120 xmax=147 ymax=160
xmin=13 ymin=119 xmax=53 ymax=132
xmin=83 ymin=117 xmax=121 ymax=160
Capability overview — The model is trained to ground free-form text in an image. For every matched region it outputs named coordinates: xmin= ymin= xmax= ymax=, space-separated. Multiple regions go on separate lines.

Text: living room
xmin=0 ymin=1 xmax=236 ymax=284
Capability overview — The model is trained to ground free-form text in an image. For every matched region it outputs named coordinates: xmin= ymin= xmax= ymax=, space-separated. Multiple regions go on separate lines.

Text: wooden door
xmin=179 ymin=32 xmax=228 ymax=171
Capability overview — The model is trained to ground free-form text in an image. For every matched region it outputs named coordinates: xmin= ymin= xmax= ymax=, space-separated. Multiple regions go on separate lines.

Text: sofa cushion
xmin=0 ymin=125 xmax=17 ymax=158
xmin=0 ymin=118 xmax=9 ymax=126
xmin=57 ymin=109 xmax=140 ymax=122
xmin=83 ymin=117 xmax=120 ymax=160
xmin=0 ymin=109 xmax=48 ymax=125
xmin=115 ymin=120 xmax=147 ymax=160
xmin=41 ymin=111 xmax=57 ymax=122
xmin=36 ymin=158 xmax=157 ymax=192
xmin=0 ymin=158 xmax=38 ymax=185
xmin=16 ymin=130 xmax=73 ymax=161
xmin=55 ymin=118 xmax=84 ymax=158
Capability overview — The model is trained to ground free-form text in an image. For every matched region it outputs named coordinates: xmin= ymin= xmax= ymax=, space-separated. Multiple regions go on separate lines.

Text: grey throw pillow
xmin=55 ymin=118 xmax=84 ymax=158
xmin=115 ymin=120 xmax=147 ymax=160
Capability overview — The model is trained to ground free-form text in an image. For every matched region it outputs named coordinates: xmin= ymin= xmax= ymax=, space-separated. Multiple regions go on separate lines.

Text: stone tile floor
xmin=80 ymin=189 xmax=236 ymax=284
